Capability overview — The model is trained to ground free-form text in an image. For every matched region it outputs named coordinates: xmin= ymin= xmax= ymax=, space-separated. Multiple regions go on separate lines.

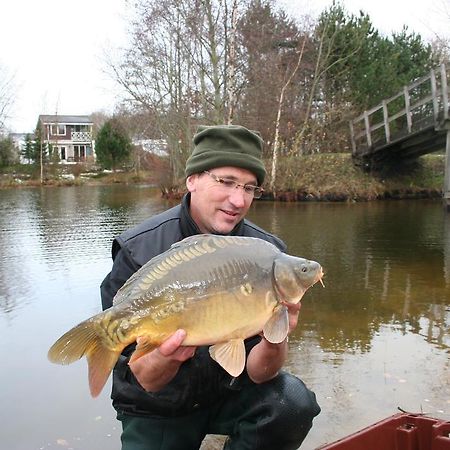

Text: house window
xmin=53 ymin=146 xmax=66 ymax=160
xmin=51 ymin=124 xmax=66 ymax=135
xmin=74 ymin=124 xmax=89 ymax=132
xmin=74 ymin=145 xmax=86 ymax=161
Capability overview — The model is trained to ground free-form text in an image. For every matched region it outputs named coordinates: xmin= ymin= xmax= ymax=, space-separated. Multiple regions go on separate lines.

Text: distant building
xmin=38 ymin=115 xmax=95 ymax=163
xmin=9 ymin=132 xmax=32 ymax=163
xmin=132 ymin=138 xmax=168 ymax=157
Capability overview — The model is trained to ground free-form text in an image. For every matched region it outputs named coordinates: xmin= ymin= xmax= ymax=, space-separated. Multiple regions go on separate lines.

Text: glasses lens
xmin=205 ymin=171 xmax=263 ymax=198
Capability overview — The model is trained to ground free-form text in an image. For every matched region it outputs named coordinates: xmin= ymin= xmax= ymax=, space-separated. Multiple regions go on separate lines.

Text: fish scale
xmin=48 ymin=234 xmax=323 ymax=397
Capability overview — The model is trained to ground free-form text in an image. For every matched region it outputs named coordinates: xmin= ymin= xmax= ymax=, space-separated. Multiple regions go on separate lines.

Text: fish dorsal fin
xmin=263 ymin=305 xmax=289 ymax=344
xmin=209 ymin=339 xmax=246 ymax=377
xmin=170 ymin=234 xmax=210 ymax=247
xmin=113 ymin=235 xmax=218 ymax=307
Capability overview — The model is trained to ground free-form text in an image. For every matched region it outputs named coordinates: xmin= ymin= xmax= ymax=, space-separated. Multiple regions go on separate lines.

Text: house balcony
xmin=71 ymin=131 xmax=92 ymax=142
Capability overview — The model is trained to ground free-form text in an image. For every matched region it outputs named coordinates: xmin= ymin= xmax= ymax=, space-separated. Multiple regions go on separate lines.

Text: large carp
xmin=48 ymin=235 xmax=323 ymax=397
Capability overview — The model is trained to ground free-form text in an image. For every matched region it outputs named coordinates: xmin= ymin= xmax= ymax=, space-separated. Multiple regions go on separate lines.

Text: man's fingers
xmin=157 ymin=329 xmax=196 ymax=362
xmin=158 ymin=329 xmax=187 ymax=356
xmin=281 ymin=301 xmax=302 ymax=313
xmin=176 ymin=346 xmax=196 ymax=360
xmin=279 ymin=301 xmax=302 ymax=332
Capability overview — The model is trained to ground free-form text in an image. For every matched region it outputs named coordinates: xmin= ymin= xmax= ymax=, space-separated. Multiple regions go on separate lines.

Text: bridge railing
xmin=350 ymin=63 xmax=450 ymax=157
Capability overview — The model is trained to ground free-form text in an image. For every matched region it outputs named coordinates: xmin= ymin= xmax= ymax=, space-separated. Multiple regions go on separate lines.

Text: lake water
xmin=0 ymin=185 xmax=448 ymax=450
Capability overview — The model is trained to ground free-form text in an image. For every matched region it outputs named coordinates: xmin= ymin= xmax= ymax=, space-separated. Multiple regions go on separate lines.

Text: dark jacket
xmin=100 ymin=194 xmax=286 ymax=417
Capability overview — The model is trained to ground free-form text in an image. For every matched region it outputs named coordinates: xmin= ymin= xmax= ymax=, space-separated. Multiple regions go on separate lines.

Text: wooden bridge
xmin=349 ymin=63 xmax=450 ymax=206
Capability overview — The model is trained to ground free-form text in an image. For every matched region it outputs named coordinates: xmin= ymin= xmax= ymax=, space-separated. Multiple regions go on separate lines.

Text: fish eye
xmin=301 ymin=266 xmax=308 ymax=272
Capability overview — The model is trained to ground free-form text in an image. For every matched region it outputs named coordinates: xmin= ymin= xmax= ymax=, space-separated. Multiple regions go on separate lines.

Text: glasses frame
xmin=203 ymin=170 xmax=264 ymax=199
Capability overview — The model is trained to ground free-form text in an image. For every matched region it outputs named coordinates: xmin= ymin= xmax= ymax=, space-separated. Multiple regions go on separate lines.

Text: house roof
xmin=38 ymin=115 xmax=92 ymax=124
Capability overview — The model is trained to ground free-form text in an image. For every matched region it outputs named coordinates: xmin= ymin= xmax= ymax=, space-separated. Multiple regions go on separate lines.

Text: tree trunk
xmin=270 ymin=38 xmax=307 ymax=194
xmin=226 ymin=0 xmax=238 ymax=124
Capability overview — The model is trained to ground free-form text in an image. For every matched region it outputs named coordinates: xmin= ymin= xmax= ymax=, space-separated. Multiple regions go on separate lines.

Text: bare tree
xmin=270 ymin=37 xmax=307 ymax=193
xmin=0 ymin=64 xmax=16 ymax=132
xmin=292 ymin=6 xmax=374 ymax=156
xmin=428 ymin=0 xmax=450 ymax=63
xmin=225 ymin=0 xmax=239 ymax=124
xmin=106 ymin=0 xmax=254 ymax=185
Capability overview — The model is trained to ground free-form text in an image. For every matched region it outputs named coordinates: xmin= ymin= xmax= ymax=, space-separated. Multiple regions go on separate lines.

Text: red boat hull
xmin=317 ymin=413 xmax=450 ymax=450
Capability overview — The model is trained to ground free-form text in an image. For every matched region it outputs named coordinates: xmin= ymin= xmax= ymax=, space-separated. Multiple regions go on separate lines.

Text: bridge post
xmin=445 ymin=128 xmax=450 ymax=211
xmin=441 ymin=63 xmax=449 ymax=121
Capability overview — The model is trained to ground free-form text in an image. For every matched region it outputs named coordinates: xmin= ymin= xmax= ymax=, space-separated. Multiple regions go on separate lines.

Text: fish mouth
xmin=316 ymin=267 xmax=325 ymax=288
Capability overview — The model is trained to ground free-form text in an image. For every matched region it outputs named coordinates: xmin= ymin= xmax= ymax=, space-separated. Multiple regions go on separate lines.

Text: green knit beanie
xmin=185 ymin=125 xmax=266 ymax=185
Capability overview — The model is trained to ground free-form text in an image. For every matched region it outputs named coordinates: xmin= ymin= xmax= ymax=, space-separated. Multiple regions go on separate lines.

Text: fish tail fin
xmin=48 ymin=319 xmax=122 ymax=397
xmin=48 ymin=320 xmax=99 ymax=365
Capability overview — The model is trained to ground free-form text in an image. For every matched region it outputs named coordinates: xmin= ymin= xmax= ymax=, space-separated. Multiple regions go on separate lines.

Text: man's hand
xmin=129 ymin=329 xmax=196 ymax=392
xmin=156 ymin=329 xmax=196 ymax=361
xmin=282 ymin=300 xmax=302 ymax=332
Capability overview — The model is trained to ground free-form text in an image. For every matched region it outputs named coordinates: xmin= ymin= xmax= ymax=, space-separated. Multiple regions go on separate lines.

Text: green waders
xmin=117 ymin=372 xmax=320 ymax=450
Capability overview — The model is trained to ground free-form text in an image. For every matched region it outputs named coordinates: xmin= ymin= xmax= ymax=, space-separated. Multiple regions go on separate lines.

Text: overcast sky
xmin=1 ymin=0 xmax=449 ymax=133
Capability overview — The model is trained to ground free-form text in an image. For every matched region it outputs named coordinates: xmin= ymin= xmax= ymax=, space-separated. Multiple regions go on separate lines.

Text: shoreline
xmin=1 ymin=153 xmax=445 ymax=202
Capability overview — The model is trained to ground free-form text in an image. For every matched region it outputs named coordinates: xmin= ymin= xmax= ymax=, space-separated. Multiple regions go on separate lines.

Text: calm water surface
xmin=0 ymin=185 xmax=448 ymax=450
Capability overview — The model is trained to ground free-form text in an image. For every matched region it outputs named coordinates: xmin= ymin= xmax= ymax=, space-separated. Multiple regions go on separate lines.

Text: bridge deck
xmin=350 ymin=63 xmax=450 ymax=168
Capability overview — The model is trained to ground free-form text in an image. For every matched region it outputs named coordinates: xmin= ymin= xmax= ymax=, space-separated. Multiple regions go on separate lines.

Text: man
xmin=100 ymin=124 xmax=321 ymax=450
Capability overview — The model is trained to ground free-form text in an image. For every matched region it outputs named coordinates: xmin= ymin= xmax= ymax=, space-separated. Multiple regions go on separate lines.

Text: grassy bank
xmin=270 ymin=153 xmax=445 ymax=201
xmin=0 ymin=153 xmax=445 ymax=202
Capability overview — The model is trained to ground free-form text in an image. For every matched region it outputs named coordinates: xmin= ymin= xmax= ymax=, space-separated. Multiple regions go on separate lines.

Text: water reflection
xmin=0 ymin=188 xmax=448 ymax=449
xmin=250 ymin=199 xmax=449 ymax=446
xmin=252 ymin=201 xmax=449 ymax=356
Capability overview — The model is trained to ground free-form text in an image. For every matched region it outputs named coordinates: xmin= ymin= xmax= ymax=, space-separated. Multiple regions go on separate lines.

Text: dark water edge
xmin=265 ymin=188 xmax=443 ymax=202
xmin=1 ymin=153 xmax=446 ymax=203
xmin=0 ymin=179 xmax=444 ymax=203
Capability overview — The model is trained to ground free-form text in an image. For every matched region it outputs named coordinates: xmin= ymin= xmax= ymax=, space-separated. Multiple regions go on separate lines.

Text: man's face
xmin=186 ymin=166 xmax=258 ymax=235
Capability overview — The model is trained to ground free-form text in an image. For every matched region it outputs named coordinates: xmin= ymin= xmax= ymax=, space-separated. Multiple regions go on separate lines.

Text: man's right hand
xmin=129 ymin=329 xmax=196 ymax=392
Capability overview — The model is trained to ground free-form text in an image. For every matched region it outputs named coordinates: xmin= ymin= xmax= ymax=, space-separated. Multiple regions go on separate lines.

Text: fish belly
xmin=173 ymin=290 xmax=276 ymax=346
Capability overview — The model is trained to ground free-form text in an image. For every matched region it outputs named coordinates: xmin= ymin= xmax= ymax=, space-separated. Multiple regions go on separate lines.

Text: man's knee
xmin=248 ymin=372 xmax=320 ymax=446
xmin=271 ymin=372 xmax=321 ymax=427
xmin=224 ymin=372 xmax=321 ymax=449
xmin=277 ymin=373 xmax=320 ymax=421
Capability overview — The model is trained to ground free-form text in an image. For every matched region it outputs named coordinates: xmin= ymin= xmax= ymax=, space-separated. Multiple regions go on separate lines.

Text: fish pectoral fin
xmin=209 ymin=339 xmax=246 ymax=377
xmin=87 ymin=344 xmax=121 ymax=398
xmin=129 ymin=336 xmax=157 ymax=364
xmin=263 ymin=305 xmax=289 ymax=344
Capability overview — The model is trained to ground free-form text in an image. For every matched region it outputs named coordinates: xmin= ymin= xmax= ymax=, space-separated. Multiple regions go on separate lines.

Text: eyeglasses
xmin=203 ymin=171 xmax=264 ymax=199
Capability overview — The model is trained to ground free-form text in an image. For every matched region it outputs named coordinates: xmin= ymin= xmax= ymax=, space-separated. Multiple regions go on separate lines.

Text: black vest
xmin=100 ymin=194 xmax=286 ymax=417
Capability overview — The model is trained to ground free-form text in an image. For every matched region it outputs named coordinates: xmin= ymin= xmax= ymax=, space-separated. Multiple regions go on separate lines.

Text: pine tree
xmin=22 ymin=134 xmax=34 ymax=163
xmin=95 ymin=118 xmax=132 ymax=171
